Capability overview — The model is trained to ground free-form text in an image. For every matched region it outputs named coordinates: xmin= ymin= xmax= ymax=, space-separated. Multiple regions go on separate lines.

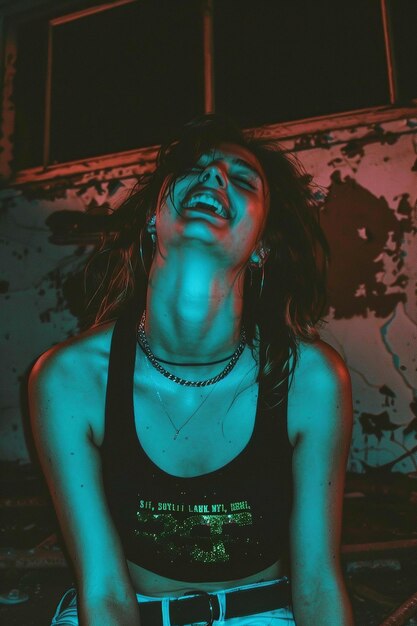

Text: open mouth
xmin=182 ymin=193 xmax=230 ymax=220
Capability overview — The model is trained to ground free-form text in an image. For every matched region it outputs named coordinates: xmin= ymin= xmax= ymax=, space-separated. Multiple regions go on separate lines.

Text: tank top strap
xmin=104 ymin=304 xmax=140 ymax=445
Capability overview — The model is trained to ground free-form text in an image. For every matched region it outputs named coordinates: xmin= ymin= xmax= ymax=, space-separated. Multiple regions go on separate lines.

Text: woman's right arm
xmin=29 ymin=342 xmax=141 ymax=626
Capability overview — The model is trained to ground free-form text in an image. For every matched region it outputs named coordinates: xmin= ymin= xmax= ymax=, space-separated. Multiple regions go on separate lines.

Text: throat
xmin=145 ymin=300 xmax=243 ymax=366
xmin=146 ymin=251 xmax=245 ymax=360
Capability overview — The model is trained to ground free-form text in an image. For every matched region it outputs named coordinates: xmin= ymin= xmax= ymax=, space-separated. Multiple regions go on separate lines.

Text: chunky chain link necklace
xmin=136 ymin=310 xmax=246 ymax=387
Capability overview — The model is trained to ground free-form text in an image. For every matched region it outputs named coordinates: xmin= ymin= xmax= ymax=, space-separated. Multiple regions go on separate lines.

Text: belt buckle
xmin=182 ymin=589 xmax=216 ymax=626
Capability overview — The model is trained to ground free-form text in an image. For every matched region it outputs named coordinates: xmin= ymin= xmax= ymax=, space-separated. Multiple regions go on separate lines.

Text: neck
xmin=145 ymin=249 xmax=245 ymax=362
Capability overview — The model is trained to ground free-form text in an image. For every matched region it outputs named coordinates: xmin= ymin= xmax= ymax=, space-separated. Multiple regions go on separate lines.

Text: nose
xmin=198 ymin=163 xmax=226 ymax=187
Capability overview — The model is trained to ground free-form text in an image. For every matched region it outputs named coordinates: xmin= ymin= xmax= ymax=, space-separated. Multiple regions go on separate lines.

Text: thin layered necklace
xmin=143 ymin=356 xmax=220 ymax=440
xmin=136 ymin=309 xmax=247 ymax=439
xmin=136 ymin=310 xmax=246 ymax=387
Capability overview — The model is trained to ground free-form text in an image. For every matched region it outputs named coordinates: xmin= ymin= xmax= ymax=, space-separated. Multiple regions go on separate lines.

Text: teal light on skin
xmin=144 ymin=143 xmax=270 ymax=372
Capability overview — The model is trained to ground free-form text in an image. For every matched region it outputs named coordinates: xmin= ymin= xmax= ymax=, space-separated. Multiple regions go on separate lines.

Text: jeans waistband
xmin=135 ymin=576 xmax=289 ymax=603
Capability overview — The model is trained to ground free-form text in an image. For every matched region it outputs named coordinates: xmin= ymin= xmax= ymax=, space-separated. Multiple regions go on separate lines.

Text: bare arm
xmin=288 ymin=341 xmax=354 ymax=626
xmin=29 ymin=339 xmax=141 ymax=626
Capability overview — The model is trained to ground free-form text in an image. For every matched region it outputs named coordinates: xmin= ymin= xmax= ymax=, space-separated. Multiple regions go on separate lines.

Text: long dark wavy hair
xmin=86 ymin=113 xmax=329 ymax=405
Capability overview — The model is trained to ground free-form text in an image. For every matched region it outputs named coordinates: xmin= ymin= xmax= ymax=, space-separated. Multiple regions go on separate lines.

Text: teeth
xmin=183 ymin=194 xmax=227 ymax=218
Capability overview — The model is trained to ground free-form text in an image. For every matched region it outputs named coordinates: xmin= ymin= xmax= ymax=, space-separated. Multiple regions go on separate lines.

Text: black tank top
xmin=101 ymin=308 xmax=293 ymax=582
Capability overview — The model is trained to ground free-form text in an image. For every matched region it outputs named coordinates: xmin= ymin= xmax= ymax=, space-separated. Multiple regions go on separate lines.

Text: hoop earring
xmin=139 ymin=227 xmax=155 ymax=276
xmin=248 ymin=264 xmax=265 ymax=299
xmin=139 ymin=227 xmax=147 ymax=275
xmin=259 ymin=264 xmax=265 ymax=298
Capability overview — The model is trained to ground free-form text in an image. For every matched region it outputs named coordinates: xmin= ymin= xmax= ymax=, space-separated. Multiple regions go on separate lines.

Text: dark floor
xmin=1 ymin=462 xmax=417 ymax=626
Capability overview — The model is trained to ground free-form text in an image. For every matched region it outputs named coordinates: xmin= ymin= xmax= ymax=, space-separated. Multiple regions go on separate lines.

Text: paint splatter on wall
xmin=0 ymin=115 xmax=416 ymax=473
xmin=289 ymin=117 xmax=417 ymax=474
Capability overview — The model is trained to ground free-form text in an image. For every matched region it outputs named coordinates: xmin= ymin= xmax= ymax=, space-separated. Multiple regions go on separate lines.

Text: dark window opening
xmin=8 ymin=0 xmax=417 ymax=173
xmin=213 ymin=0 xmax=390 ymax=128
xmin=13 ymin=0 xmax=204 ymax=169
xmin=50 ymin=0 xmax=204 ymax=164
xmin=14 ymin=17 xmax=49 ymax=170
xmin=389 ymin=0 xmax=417 ymax=102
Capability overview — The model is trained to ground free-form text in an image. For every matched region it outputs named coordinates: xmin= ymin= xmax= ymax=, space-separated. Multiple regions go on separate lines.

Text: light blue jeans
xmin=50 ymin=579 xmax=295 ymax=625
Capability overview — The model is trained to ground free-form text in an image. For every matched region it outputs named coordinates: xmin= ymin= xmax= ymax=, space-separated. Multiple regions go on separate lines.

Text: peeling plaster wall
xmin=286 ymin=117 xmax=417 ymax=474
xmin=1 ymin=116 xmax=416 ymax=472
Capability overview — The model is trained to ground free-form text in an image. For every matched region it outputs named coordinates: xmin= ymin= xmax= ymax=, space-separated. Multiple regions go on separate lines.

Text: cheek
xmin=159 ymin=178 xmax=191 ymax=218
xmin=233 ymin=218 xmax=260 ymax=257
xmin=158 ymin=195 xmax=179 ymax=226
xmin=243 ymin=200 xmax=266 ymax=237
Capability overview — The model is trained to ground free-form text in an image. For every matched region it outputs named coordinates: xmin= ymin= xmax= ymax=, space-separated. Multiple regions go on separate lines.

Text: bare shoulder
xmin=29 ymin=320 xmax=116 ymax=445
xmin=30 ymin=320 xmax=115 ymax=389
xmin=287 ymin=338 xmax=353 ymax=446
xmin=292 ymin=338 xmax=351 ymax=389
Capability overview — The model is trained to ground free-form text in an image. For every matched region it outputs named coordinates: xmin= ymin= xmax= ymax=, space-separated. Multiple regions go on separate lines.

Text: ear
xmin=249 ymin=243 xmax=270 ymax=267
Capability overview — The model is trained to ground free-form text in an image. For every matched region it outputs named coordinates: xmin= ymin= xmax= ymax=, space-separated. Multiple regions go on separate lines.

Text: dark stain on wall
xmin=341 ymin=124 xmax=399 ymax=160
xmin=379 ymin=384 xmax=396 ymax=405
xmin=359 ymin=410 xmax=400 ymax=442
xmin=321 ymin=173 xmax=413 ymax=319
xmin=293 ymin=131 xmax=334 ymax=151
xmin=13 ymin=169 xmax=142 ymax=203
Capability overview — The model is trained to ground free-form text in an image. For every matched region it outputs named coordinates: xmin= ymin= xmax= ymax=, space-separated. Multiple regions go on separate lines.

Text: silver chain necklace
xmin=144 ymin=356 xmax=220 ymax=440
xmin=136 ymin=310 xmax=246 ymax=387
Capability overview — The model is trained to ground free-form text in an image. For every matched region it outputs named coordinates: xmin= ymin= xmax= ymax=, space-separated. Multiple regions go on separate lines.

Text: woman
xmin=29 ymin=114 xmax=354 ymax=625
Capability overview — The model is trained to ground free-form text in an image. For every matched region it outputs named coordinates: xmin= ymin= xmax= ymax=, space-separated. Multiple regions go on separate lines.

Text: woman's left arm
xmin=288 ymin=341 xmax=354 ymax=626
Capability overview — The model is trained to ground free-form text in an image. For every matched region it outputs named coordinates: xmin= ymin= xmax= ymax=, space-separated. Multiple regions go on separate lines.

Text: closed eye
xmin=190 ymin=167 xmax=256 ymax=190
xmin=234 ymin=176 xmax=257 ymax=189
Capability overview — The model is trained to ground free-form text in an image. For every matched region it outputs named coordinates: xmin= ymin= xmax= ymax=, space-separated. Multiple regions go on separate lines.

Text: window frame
xmin=43 ymin=0 xmax=137 ymax=168
xmin=0 ymin=0 xmax=416 ymax=188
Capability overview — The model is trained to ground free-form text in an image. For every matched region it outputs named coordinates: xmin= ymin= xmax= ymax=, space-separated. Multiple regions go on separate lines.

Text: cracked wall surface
xmin=286 ymin=117 xmax=417 ymax=474
xmin=0 ymin=115 xmax=416 ymax=472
